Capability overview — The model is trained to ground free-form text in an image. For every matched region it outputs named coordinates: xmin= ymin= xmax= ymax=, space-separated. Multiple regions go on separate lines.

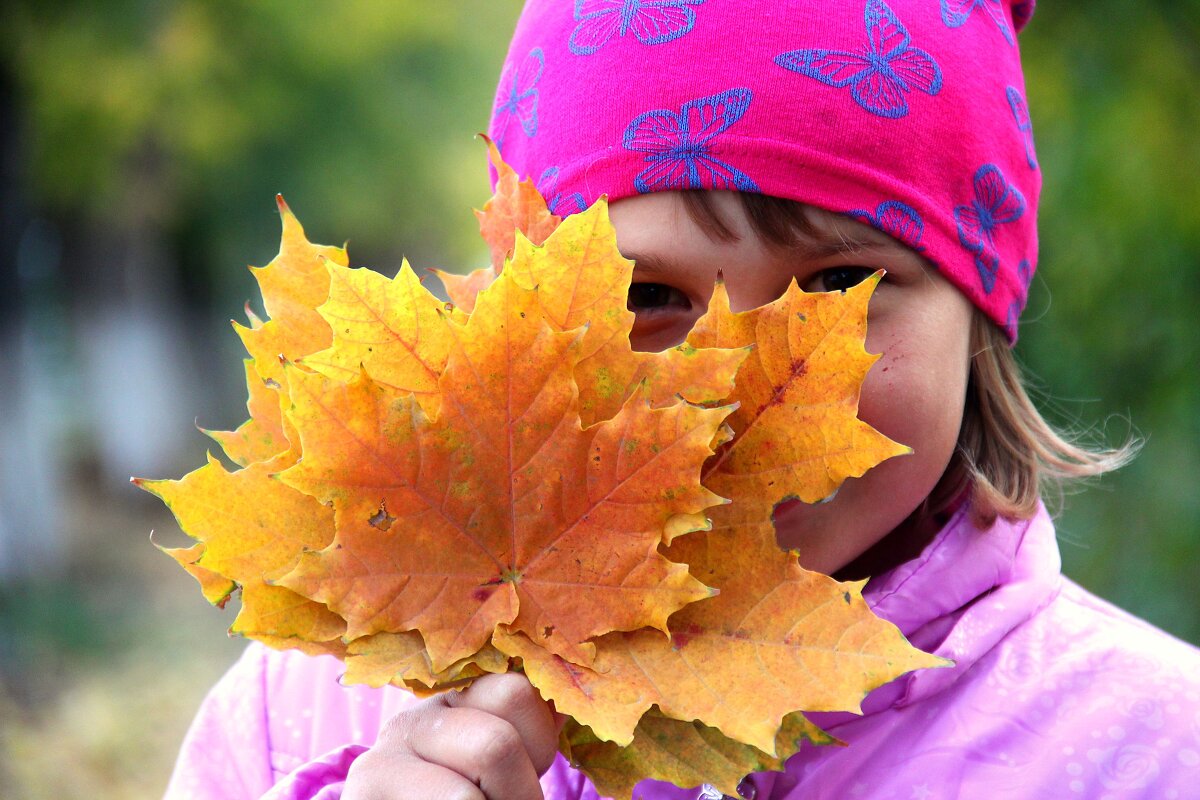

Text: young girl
xmin=166 ymin=1 xmax=1200 ymax=798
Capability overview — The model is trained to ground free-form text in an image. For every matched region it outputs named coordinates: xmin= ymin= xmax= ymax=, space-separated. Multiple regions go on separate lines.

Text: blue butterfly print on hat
xmin=847 ymin=201 xmax=925 ymax=251
xmin=569 ymin=0 xmax=705 ymax=56
xmin=774 ymin=0 xmax=943 ymax=120
xmin=538 ymin=167 xmax=587 ymax=215
xmin=1006 ymin=86 xmax=1037 ymax=169
xmin=493 ymin=47 xmax=544 ymax=147
xmin=954 ymin=164 xmax=1025 ymax=293
xmin=623 ymin=88 xmax=760 ymax=193
xmin=940 ymin=0 xmax=1015 ymax=46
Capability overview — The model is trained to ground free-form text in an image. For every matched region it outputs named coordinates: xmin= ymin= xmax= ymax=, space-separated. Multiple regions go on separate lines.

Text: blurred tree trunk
xmin=63 ymin=136 xmax=201 ymax=493
xmin=0 ymin=62 xmax=67 ymax=579
xmin=1 ymin=71 xmax=203 ymax=581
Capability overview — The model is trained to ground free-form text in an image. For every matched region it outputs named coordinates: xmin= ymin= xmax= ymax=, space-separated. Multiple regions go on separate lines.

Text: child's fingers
xmin=344 ymin=752 xmax=485 ymax=800
xmin=400 ymin=704 xmax=546 ymax=800
xmin=344 ymin=672 xmax=558 ymax=800
xmin=442 ymin=671 xmax=561 ymax=775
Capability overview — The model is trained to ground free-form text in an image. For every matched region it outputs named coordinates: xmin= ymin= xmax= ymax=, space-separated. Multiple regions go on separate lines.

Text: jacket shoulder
xmin=1046 ymin=578 xmax=1200 ymax=668
xmin=973 ymin=578 xmax=1200 ymax=796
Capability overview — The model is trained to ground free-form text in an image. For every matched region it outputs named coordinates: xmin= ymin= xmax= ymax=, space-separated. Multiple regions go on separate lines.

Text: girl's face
xmin=608 ymin=191 xmax=974 ymax=575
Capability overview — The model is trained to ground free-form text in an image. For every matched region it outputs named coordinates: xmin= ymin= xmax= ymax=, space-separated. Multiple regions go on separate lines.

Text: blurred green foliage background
xmin=0 ymin=1 xmax=1197 ymax=796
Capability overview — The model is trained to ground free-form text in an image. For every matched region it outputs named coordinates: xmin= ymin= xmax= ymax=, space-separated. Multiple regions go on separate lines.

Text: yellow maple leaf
xmin=441 ymin=202 xmax=749 ymax=427
xmin=201 ymin=196 xmax=349 ymax=476
xmin=560 ymin=710 xmax=835 ymax=800
xmin=343 ymin=631 xmax=509 ymax=694
xmin=201 ymin=359 xmax=289 ymax=468
xmin=232 ymin=580 xmax=347 ymax=658
xmin=152 ymin=540 xmax=235 ymax=608
xmin=505 ymin=204 xmax=749 ymax=427
xmin=134 ymin=454 xmax=340 ymax=649
xmin=501 ymin=529 xmax=944 ymax=753
xmin=137 ymin=455 xmax=332 ymax=584
xmin=299 ymin=261 xmax=462 ymax=417
xmin=691 ymin=276 xmax=911 ymax=515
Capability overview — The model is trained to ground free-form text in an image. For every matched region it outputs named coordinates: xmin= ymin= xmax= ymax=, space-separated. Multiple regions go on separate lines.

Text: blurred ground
xmin=0 ymin=469 xmax=243 ymax=798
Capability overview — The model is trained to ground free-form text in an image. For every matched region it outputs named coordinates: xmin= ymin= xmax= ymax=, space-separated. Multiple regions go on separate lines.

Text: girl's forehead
xmin=615 ymin=191 xmax=908 ymax=258
xmin=610 ymin=192 xmax=916 ymax=276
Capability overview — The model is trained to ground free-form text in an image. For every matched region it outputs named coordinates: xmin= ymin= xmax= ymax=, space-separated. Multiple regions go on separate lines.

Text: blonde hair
xmin=937 ymin=313 xmax=1138 ymax=527
xmin=679 ymin=191 xmax=1139 ymax=528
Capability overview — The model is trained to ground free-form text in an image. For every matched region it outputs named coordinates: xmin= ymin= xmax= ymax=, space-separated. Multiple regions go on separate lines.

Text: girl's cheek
xmin=860 ymin=325 xmax=969 ymax=489
xmin=630 ymin=299 xmax=709 ymax=351
xmin=863 ymin=289 xmax=974 ymax=444
xmin=860 ymin=337 xmax=912 ymax=434
xmin=630 ymin=316 xmax=692 ymax=352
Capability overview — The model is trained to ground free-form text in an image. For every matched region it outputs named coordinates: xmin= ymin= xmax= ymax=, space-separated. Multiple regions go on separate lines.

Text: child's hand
xmin=343 ymin=672 xmax=563 ymax=800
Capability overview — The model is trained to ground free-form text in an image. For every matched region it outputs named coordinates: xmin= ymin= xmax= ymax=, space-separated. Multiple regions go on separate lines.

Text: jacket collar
xmin=856 ymin=501 xmax=1063 ymax=714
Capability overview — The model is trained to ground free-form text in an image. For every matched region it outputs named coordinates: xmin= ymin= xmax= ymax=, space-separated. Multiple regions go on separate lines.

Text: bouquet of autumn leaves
xmin=137 ymin=144 xmax=945 ymax=799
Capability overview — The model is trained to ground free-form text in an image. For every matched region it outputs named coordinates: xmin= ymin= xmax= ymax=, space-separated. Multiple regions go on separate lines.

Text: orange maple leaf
xmin=690 ymin=276 xmax=911 ymax=514
xmin=432 ymin=264 xmax=496 ymax=314
xmin=475 ymin=135 xmax=561 ymax=272
xmin=432 ymin=135 xmax=559 ymax=311
xmin=442 ymin=199 xmax=747 ymax=426
xmin=504 ymin=205 xmax=749 ymax=427
xmin=275 ymin=265 xmax=731 ymax=671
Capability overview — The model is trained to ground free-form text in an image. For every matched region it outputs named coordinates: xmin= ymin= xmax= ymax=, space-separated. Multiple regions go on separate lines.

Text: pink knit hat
xmin=488 ymin=0 xmax=1041 ymax=341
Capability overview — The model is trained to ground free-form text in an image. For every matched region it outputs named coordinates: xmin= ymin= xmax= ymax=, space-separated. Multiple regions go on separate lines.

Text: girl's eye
xmin=627 ymin=282 xmax=691 ymax=312
xmin=806 ymin=266 xmax=875 ymax=293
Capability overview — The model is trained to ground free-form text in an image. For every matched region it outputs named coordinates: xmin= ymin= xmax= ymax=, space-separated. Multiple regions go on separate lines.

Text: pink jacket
xmin=165 ymin=504 xmax=1200 ymax=799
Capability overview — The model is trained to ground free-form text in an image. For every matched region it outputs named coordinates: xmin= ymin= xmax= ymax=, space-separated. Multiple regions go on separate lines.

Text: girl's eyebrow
xmin=794 ymin=236 xmax=883 ymax=259
xmin=793 ymin=225 xmax=897 ymax=259
xmin=622 ymin=251 xmax=683 ymax=277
